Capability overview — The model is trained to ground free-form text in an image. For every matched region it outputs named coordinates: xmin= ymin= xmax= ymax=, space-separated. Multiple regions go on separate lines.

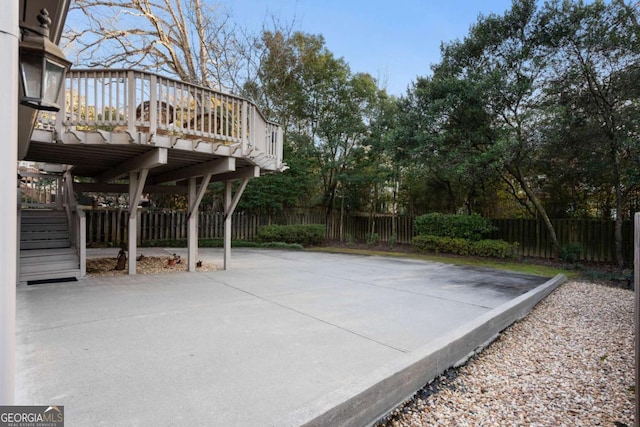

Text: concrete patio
xmin=15 ymin=249 xmax=564 ymax=426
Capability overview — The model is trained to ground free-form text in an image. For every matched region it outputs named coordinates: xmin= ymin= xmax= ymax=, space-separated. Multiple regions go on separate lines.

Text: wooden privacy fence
xmin=324 ymin=214 xmax=415 ymax=244
xmin=489 ymin=218 xmax=633 ymax=264
xmin=84 ymin=209 xmax=327 ymax=246
xmin=84 ymin=209 xmax=633 ymax=264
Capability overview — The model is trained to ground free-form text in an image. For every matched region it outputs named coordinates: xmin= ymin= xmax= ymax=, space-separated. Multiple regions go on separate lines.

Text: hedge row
xmin=256 ymin=224 xmax=326 ymax=246
xmin=140 ymin=238 xmax=302 ymax=250
xmin=412 ymin=234 xmax=519 ymax=258
xmin=138 ymin=224 xmax=325 ymax=248
xmin=413 ymin=213 xmax=497 ymax=241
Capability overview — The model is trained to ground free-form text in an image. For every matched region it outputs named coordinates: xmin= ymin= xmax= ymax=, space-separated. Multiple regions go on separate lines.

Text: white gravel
xmin=378 ymin=281 xmax=635 ymax=427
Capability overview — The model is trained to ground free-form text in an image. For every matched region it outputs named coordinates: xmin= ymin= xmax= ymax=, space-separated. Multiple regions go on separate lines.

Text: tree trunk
xmin=506 ymin=164 xmax=561 ymax=256
xmin=339 ymin=188 xmax=345 ymax=242
xmin=369 ymin=184 xmax=378 ymax=239
xmin=611 ymin=141 xmax=626 ymax=268
xmin=614 ymin=214 xmax=624 ymax=268
xmin=614 ymin=182 xmax=626 ymax=268
xmin=392 ymin=172 xmax=399 ymax=242
xmin=325 ymin=180 xmax=338 ymax=220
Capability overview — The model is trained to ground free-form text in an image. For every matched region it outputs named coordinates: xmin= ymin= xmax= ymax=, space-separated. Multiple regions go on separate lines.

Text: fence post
xmin=634 ymin=212 xmax=639 ymax=426
xmin=137 ymin=209 xmax=142 ymax=246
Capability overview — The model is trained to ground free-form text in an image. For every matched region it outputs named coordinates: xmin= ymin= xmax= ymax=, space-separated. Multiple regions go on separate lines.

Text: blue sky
xmin=231 ymin=0 xmax=516 ymax=96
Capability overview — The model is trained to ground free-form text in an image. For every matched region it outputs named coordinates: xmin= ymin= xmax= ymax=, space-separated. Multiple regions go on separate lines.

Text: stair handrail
xmin=62 ymin=170 xmax=86 ymax=277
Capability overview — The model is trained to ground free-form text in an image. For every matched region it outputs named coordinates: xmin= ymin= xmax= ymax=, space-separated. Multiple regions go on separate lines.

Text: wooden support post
xmin=223 ymin=178 xmax=250 ymax=270
xmin=187 ymin=174 xmax=212 ymax=272
xmin=79 ymin=208 xmax=86 ymax=277
xmin=128 ymin=169 xmax=149 ymax=275
xmin=128 ymin=172 xmax=138 ymax=275
xmin=188 ymin=178 xmax=197 ymax=271
xmin=224 ymin=181 xmax=232 ymax=270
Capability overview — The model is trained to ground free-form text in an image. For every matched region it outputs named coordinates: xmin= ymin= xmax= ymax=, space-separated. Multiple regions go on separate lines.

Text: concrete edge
xmin=275 ymin=274 xmax=568 ymax=427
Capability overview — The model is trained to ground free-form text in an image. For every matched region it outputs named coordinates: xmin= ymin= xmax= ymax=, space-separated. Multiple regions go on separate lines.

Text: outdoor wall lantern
xmin=19 ymin=8 xmax=71 ymax=112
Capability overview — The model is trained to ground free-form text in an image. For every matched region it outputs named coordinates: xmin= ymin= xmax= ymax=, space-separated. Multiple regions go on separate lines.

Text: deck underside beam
xmin=72 ymin=166 xmax=259 ymax=195
xmin=151 ymin=157 xmax=235 ymax=184
xmin=96 ymin=148 xmax=168 ymax=183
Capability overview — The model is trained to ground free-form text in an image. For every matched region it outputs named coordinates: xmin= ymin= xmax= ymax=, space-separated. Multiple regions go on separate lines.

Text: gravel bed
xmin=377 ymin=281 xmax=635 ymax=427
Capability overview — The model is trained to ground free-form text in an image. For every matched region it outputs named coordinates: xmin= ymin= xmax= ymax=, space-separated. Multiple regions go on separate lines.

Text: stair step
xmin=20 ymin=260 xmax=79 ymax=274
xmin=20 ymin=211 xmax=70 ymax=243
xmin=21 ymin=239 xmax=71 ymax=250
xmin=20 ymin=247 xmax=76 ymax=258
xmin=22 ymin=223 xmax=68 ymax=231
xmin=21 ymin=252 xmax=78 ymax=265
xmin=21 ymin=209 xmax=66 ymax=215
xmin=19 ymin=210 xmax=80 ymax=283
xmin=20 ymin=211 xmax=67 ymax=222
xmin=21 ymin=211 xmax=67 ymax=218
xmin=21 ymin=231 xmax=70 ymax=241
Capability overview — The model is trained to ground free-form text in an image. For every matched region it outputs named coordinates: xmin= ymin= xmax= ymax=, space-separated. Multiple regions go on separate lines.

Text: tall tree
xmin=538 ymin=0 xmax=640 ymax=267
xmin=64 ymin=0 xmax=256 ymax=91
xmin=398 ymin=75 xmax=505 ymax=215
xmin=250 ymin=31 xmax=383 ymax=217
xmin=314 ymin=72 xmax=380 ymax=216
xmin=421 ymin=0 xmax=562 ymax=253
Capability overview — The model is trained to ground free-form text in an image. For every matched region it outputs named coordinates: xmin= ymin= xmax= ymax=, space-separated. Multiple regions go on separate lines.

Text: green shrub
xmin=413 ymin=213 xmax=497 ymax=241
xmin=366 ymin=232 xmax=380 ymax=246
xmin=256 ymin=224 xmax=325 ymax=246
xmin=560 ymin=242 xmax=582 ymax=263
xmin=412 ymin=235 xmax=518 ymax=258
xmin=389 ymin=234 xmax=397 ymax=249
xmin=470 ymin=239 xmax=520 ymax=259
xmin=345 ymin=233 xmax=355 ymax=246
xmin=412 ymin=235 xmax=471 ymax=255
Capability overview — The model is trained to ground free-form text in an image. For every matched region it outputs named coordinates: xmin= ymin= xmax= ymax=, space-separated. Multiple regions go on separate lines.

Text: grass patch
xmin=308 ymin=246 xmax=577 ymax=279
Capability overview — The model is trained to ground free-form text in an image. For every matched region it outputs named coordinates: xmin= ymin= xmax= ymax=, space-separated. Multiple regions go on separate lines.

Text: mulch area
xmin=86 ymin=255 xmax=218 ymax=276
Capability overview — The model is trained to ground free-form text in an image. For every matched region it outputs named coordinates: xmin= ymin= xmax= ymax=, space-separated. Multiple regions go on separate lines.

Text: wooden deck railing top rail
xmin=36 ymin=69 xmax=283 ymax=166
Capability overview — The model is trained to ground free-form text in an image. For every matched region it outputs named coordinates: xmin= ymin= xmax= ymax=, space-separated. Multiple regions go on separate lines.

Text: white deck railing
xmin=19 ymin=171 xmax=63 ymax=209
xmin=37 ymin=69 xmax=283 ymax=165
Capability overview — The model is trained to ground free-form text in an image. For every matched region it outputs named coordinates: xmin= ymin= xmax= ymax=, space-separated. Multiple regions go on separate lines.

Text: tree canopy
xmin=64 ymin=0 xmax=640 ymax=264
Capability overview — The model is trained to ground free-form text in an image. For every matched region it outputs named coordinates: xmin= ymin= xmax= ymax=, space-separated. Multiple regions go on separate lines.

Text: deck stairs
xmin=20 ymin=210 xmax=80 ymax=283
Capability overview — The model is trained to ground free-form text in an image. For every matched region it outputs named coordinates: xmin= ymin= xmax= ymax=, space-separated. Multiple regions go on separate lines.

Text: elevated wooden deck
xmin=18 ymin=69 xmax=285 ymax=276
xmin=22 ymin=69 xmax=285 ymax=189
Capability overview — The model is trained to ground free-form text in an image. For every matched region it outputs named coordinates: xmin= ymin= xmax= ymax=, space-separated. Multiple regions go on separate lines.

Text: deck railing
xmin=37 ymin=69 xmax=283 ymax=165
xmin=19 ymin=171 xmax=63 ymax=209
